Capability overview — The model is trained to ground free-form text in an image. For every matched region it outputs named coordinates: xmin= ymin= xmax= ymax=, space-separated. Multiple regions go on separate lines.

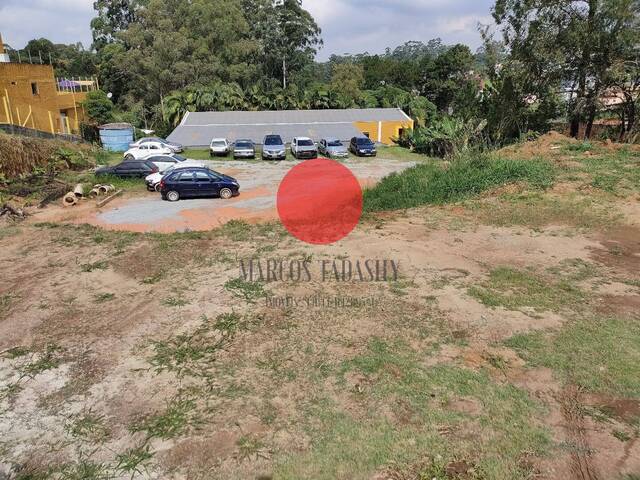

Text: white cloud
xmin=1 ymin=0 xmax=496 ymax=59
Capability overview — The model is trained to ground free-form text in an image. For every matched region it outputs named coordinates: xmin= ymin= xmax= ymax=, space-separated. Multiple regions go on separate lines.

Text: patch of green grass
xmin=224 ymin=277 xmax=266 ymax=303
xmin=469 ymin=266 xmax=585 ymax=313
xmin=57 ymin=461 xmax=111 ymax=480
xmin=578 ymin=148 xmax=640 ymax=195
xmin=505 ymin=316 xmax=640 ymax=398
xmin=4 ymin=346 xmax=30 ymax=358
xmin=466 ymin=191 xmax=620 ymax=230
xmin=131 ymin=396 xmax=196 ymax=440
xmin=22 ymin=344 xmax=65 ymax=377
xmin=116 ymin=445 xmax=153 ymax=477
xmin=149 ymin=313 xmax=244 ymax=378
xmin=93 ymin=293 xmax=115 ymax=303
xmin=274 ymin=338 xmax=549 ymax=480
xmin=66 ymin=411 xmax=110 ymax=442
xmin=80 ymin=260 xmax=109 ymax=273
xmin=236 ymin=434 xmax=267 ymax=461
xmin=363 ymin=154 xmax=555 ymax=212
xmin=162 ymin=295 xmax=189 ymax=307
xmin=0 ymin=293 xmax=16 ymax=317
xmin=562 ymin=141 xmax=594 ymax=153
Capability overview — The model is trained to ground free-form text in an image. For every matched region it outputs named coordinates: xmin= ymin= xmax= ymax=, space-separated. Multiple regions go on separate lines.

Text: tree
xmin=331 ymin=63 xmax=364 ymax=105
xmin=91 ymin=0 xmax=144 ymax=50
xmin=248 ymin=0 xmax=322 ymax=88
xmin=493 ymin=0 xmax=640 ymax=138
xmin=82 ymin=90 xmax=115 ymax=125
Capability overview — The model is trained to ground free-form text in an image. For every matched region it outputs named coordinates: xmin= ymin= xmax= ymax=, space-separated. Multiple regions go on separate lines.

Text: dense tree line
xmin=11 ymin=0 xmax=640 ymax=147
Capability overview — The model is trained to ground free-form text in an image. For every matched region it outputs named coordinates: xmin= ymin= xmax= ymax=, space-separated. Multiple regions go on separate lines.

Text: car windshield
xmin=236 ymin=142 xmax=252 ymax=148
xmin=298 ymin=139 xmax=314 ymax=146
xmin=264 ymin=136 xmax=283 ymax=145
xmin=357 ymin=138 xmax=373 ymax=145
xmin=211 ymin=140 xmax=226 ymax=147
xmin=328 ymin=140 xmax=343 ymax=147
xmin=173 ymin=155 xmax=186 ymax=162
xmin=162 ymin=166 xmax=176 ymax=176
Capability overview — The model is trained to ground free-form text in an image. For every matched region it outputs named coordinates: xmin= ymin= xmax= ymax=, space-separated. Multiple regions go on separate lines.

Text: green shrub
xmin=363 ymin=153 xmax=555 ymax=212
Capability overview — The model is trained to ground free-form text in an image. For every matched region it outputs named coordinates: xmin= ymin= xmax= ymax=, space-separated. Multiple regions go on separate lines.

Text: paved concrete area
xmin=80 ymin=158 xmax=417 ymax=232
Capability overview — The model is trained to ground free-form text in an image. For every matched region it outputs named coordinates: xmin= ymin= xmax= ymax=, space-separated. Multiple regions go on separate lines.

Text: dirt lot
xmin=33 ymin=157 xmax=417 ymax=233
xmin=1 ymin=135 xmax=639 ymax=480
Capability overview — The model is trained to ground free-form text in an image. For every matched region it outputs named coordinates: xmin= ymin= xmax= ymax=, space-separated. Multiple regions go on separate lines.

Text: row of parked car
xmin=210 ymin=135 xmax=378 ymax=160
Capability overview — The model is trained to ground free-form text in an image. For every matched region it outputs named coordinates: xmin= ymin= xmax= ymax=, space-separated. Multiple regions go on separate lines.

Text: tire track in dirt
xmin=559 ymin=385 xmax=601 ymax=480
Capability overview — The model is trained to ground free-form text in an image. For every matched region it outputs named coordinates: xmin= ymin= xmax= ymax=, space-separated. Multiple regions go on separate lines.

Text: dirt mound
xmin=498 ymin=132 xmax=578 ymax=159
xmin=0 ymin=133 xmax=94 ymax=179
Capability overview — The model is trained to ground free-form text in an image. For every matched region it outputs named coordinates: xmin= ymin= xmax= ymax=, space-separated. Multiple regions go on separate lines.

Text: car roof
xmin=235 ymin=139 xmax=253 ymax=142
xmin=295 ymin=136 xmax=312 ymax=140
xmin=323 ymin=137 xmax=341 ymax=142
xmin=210 ymin=138 xmax=227 ymax=142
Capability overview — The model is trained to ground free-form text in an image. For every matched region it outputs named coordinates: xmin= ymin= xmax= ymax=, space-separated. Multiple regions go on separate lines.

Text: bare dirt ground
xmin=0 ymin=135 xmax=639 ymax=480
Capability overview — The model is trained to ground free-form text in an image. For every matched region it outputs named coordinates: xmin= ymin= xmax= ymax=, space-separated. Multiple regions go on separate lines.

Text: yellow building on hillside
xmin=0 ymin=33 xmax=96 ymax=135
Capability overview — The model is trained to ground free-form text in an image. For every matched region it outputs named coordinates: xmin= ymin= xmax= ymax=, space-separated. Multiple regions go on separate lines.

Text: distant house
xmin=167 ymin=108 xmax=414 ymax=147
xmin=0 ymin=33 xmax=96 ymax=135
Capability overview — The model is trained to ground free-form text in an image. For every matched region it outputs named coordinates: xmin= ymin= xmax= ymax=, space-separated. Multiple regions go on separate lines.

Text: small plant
xmin=131 ymin=396 xmax=196 ymax=440
xmin=94 ymin=293 xmax=115 ymax=303
xmin=116 ymin=445 xmax=154 ymax=478
xmin=224 ymin=278 xmax=266 ymax=303
xmin=80 ymin=260 xmax=109 ymax=273
xmin=66 ymin=411 xmax=110 ymax=442
xmin=162 ymin=295 xmax=189 ymax=307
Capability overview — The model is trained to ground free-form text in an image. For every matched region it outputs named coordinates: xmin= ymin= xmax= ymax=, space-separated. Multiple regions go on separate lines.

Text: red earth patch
xmin=277 ymin=158 xmax=363 ymax=245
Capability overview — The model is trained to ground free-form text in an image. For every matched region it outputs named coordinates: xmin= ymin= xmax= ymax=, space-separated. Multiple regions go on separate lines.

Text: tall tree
xmin=493 ymin=0 xmax=640 ymax=138
xmin=248 ymin=0 xmax=322 ymax=88
xmin=91 ymin=0 xmax=144 ymax=50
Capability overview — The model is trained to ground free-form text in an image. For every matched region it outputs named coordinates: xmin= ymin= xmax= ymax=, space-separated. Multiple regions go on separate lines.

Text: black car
xmin=159 ymin=167 xmax=240 ymax=202
xmin=95 ymin=160 xmax=158 ymax=178
xmin=349 ymin=136 xmax=377 ymax=157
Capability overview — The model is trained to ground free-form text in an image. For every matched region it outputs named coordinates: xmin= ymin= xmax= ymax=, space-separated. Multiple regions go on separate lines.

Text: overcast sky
xmin=0 ymin=0 xmax=495 ymax=60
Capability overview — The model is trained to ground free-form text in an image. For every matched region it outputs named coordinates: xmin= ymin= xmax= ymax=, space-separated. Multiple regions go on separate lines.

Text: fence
xmin=0 ymin=123 xmax=84 ymax=143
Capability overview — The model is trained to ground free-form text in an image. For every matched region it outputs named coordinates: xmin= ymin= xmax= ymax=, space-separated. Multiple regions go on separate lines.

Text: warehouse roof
xmin=167 ymin=108 xmax=411 ymax=146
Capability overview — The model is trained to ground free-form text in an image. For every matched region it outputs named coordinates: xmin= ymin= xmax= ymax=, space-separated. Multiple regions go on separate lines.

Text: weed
xmin=22 ymin=344 xmax=65 ymax=377
xmin=131 ymin=396 xmax=196 ymax=440
xmin=80 ymin=260 xmax=108 ymax=273
xmin=612 ymin=429 xmax=632 ymax=442
xmin=4 ymin=346 xmax=29 ymax=358
xmin=66 ymin=411 xmax=110 ymax=442
xmin=141 ymin=272 xmax=163 ymax=284
xmin=236 ymin=435 xmax=267 ymax=461
xmin=469 ymin=267 xmax=585 ymax=313
xmin=149 ymin=313 xmax=243 ymax=377
xmin=162 ymin=295 xmax=189 ymax=307
xmin=224 ymin=278 xmax=266 ymax=303
xmin=116 ymin=445 xmax=154 ymax=478
xmin=94 ymin=293 xmax=115 ymax=303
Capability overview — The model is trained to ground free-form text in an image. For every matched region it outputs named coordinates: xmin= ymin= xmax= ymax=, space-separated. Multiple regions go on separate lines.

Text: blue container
xmin=99 ymin=123 xmax=134 ymax=152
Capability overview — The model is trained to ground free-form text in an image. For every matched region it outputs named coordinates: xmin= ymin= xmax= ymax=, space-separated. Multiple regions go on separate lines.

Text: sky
xmin=0 ymin=0 xmax=495 ymax=60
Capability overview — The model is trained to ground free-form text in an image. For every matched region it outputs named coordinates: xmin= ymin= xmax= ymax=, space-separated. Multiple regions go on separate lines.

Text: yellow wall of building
xmin=353 ymin=119 xmax=414 ymax=145
xmin=0 ymin=63 xmax=87 ymax=134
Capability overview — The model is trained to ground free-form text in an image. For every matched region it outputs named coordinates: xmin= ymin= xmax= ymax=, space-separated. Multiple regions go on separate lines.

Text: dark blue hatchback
xmin=159 ymin=167 xmax=240 ymax=202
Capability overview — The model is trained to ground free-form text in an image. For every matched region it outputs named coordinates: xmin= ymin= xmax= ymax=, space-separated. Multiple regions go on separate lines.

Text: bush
xmin=398 ymin=117 xmax=487 ymax=158
xmin=363 ymin=153 xmax=555 ymax=212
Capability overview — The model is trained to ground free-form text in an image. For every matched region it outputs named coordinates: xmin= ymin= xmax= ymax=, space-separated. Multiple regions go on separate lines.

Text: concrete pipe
xmin=98 ymin=184 xmax=115 ymax=194
xmin=73 ymin=184 xmax=84 ymax=198
xmin=63 ymin=192 xmax=78 ymax=207
xmin=89 ymin=188 xmax=100 ymax=197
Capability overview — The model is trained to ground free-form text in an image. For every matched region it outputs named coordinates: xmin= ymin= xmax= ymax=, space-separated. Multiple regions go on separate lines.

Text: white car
xmin=129 ymin=137 xmax=183 ymax=152
xmin=291 ymin=137 xmax=318 ymax=159
xmin=145 ymin=162 xmax=205 ymax=191
xmin=210 ymin=138 xmax=230 ymax=157
xmin=124 ymin=141 xmax=173 ymax=160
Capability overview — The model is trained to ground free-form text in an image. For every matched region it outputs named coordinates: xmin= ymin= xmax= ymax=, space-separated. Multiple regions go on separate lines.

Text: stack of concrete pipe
xmin=63 ymin=184 xmax=115 ymax=207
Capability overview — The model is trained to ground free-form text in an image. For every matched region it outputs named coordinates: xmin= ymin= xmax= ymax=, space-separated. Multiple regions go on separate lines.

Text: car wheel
xmin=166 ymin=190 xmax=180 ymax=202
xmin=220 ymin=188 xmax=233 ymax=200
xmin=154 ymin=183 xmax=161 ymax=192
xmin=125 ymin=154 xmax=134 ymax=160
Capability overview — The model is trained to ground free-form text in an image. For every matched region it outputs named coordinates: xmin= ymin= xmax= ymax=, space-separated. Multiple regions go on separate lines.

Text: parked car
xmin=262 ymin=134 xmax=286 ymax=161
xmin=129 ymin=137 xmax=183 ymax=153
xmin=210 ymin=138 xmax=230 ymax=157
xmin=291 ymin=137 xmax=318 ymax=159
xmin=145 ymin=161 xmax=205 ymax=191
xmin=233 ymin=139 xmax=256 ymax=159
xmin=318 ymin=138 xmax=349 ymax=158
xmin=96 ymin=160 xmax=158 ymax=178
xmin=139 ymin=153 xmax=191 ymax=173
xmin=160 ymin=167 xmax=240 ymax=202
xmin=124 ymin=141 xmax=173 ymax=160
xmin=349 ymin=136 xmax=377 ymax=157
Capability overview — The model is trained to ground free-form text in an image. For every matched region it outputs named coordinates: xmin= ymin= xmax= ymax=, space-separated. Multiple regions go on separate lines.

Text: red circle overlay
xmin=277 ymin=158 xmax=363 ymax=245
